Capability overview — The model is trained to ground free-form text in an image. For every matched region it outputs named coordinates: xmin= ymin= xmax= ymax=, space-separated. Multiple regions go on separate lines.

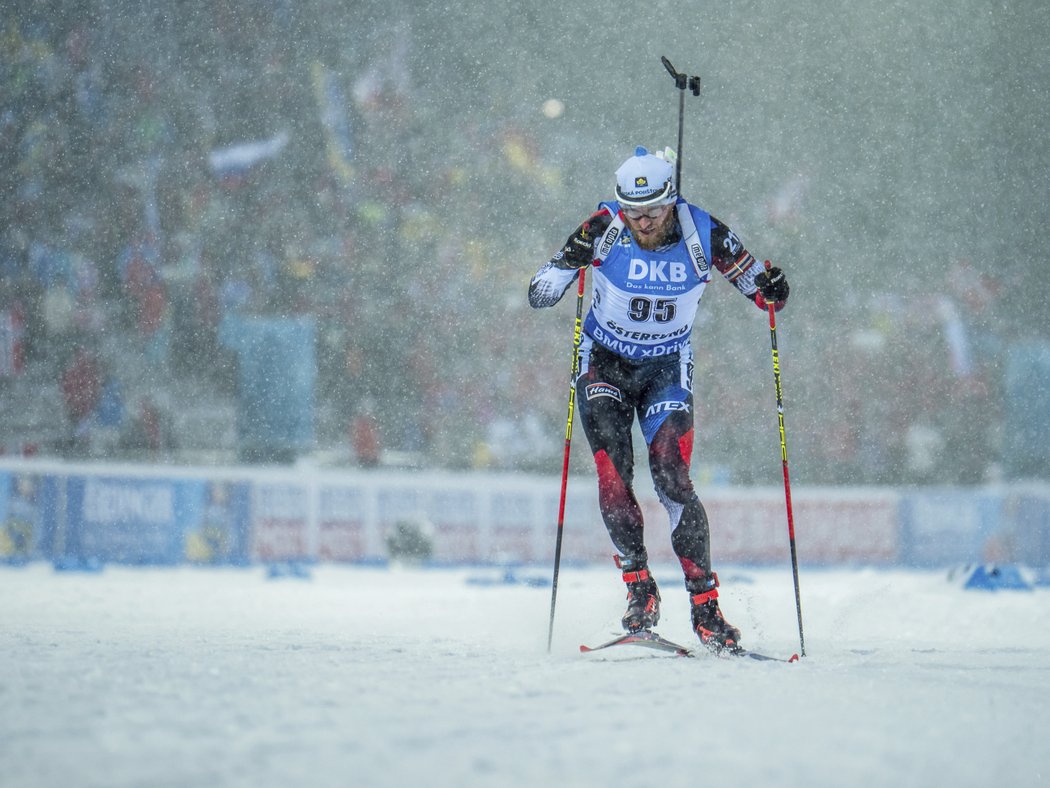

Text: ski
xmin=694 ymin=639 xmax=800 ymax=662
xmin=580 ymin=630 xmax=692 ymax=657
xmin=717 ymin=645 xmax=800 ymax=663
xmin=580 ymin=631 xmax=800 ymax=663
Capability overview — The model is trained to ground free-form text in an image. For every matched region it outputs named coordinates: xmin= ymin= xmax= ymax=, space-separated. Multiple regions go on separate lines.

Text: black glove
xmin=755 ymin=265 xmax=790 ymax=303
xmin=556 ymin=211 xmax=613 ymax=269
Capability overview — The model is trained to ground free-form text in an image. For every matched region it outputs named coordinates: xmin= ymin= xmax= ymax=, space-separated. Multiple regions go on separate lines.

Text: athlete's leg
xmin=576 ymin=349 xmax=646 ymax=563
xmin=637 ymin=352 xmax=711 ymax=581
xmin=639 ymin=356 xmax=742 ymax=647
xmin=648 ymin=410 xmax=711 ymax=578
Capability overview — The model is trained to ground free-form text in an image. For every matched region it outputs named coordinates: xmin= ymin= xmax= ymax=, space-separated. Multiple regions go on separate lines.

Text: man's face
xmin=622 ymin=203 xmax=675 ymax=250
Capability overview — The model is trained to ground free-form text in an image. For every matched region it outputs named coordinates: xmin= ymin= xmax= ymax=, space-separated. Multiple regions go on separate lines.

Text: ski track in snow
xmin=1 ymin=563 xmax=1047 ymax=788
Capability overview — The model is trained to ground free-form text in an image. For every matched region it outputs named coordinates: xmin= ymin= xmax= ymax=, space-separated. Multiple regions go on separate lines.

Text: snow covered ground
xmin=2 ymin=561 xmax=1047 ymax=788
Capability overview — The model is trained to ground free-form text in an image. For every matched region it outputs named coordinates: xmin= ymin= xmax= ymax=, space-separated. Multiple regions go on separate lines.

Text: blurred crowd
xmin=0 ymin=1 xmax=1035 ymax=485
xmin=0 ymin=1 xmax=574 ymax=471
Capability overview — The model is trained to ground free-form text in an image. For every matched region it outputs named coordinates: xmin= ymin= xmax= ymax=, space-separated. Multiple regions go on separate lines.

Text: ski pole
xmin=660 ymin=56 xmax=701 ymax=192
xmin=763 ymin=261 xmax=806 ymax=657
xmin=547 ymin=267 xmax=587 ymax=653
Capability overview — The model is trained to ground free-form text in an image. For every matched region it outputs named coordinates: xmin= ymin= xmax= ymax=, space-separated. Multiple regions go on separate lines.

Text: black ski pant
xmin=575 ymin=343 xmax=713 ymax=584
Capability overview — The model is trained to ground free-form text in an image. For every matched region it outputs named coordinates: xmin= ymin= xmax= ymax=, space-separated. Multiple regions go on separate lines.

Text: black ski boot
xmin=687 ymin=573 xmax=741 ymax=652
xmin=617 ymin=557 xmax=660 ymax=632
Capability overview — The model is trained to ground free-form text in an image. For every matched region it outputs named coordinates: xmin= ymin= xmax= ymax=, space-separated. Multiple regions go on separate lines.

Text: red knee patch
xmin=595 ymin=449 xmax=643 ymax=517
xmin=594 ymin=449 xmax=627 ymax=498
xmin=678 ymin=428 xmax=694 ymax=467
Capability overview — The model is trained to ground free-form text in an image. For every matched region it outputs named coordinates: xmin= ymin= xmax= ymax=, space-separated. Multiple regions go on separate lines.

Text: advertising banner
xmin=251 ymin=481 xmax=311 ymax=561
xmin=2 ymin=460 xmax=1044 ymax=569
xmin=898 ymin=490 xmax=1002 ymax=567
xmin=0 ymin=471 xmax=42 ymax=562
xmin=318 ymin=484 xmax=372 ymax=561
xmin=65 ymin=475 xmax=183 ymax=563
xmin=180 ymin=480 xmax=252 ymax=565
xmin=54 ymin=475 xmax=251 ymax=565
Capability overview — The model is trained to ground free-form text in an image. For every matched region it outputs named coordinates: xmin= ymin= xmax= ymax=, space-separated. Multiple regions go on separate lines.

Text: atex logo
xmin=628 ymin=259 xmax=688 ymax=282
xmin=645 ymin=401 xmax=690 ymax=418
xmin=586 ymin=382 xmax=623 ymax=402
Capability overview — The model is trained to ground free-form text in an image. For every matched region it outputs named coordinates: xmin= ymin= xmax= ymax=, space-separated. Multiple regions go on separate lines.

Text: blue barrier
xmin=897 ymin=489 xmax=1003 ymax=567
xmin=950 ymin=564 xmax=1034 ymax=591
xmin=39 ymin=475 xmax=252 ymax=566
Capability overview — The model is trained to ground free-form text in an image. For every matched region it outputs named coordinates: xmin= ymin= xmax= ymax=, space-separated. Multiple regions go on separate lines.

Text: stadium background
xmin=1 ymin=1 xmax=1049 ymax=569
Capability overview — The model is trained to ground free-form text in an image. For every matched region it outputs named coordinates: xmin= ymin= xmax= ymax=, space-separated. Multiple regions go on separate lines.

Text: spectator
xmin=60 ymin=344 xmax=102 ymax=454
xmin=118 ymin=396 xmax=176 ymax=459
xmin=350 ymin=398 xmax=382 ymax=467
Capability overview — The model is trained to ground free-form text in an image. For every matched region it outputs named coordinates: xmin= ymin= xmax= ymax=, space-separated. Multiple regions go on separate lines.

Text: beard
xmin=626 ymin=209 xmax=677 ymax=251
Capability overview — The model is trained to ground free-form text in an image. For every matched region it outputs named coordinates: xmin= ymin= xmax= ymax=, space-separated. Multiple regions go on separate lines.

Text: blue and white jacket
xmin=529 ymin=199 xmax=777 ymax=361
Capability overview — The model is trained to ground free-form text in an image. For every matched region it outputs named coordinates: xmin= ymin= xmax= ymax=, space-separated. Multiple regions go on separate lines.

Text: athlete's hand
xmin=755 ymin=264 xmax=789 ymax=303
xmin=556 ymin=211 xmax=613 ymax=269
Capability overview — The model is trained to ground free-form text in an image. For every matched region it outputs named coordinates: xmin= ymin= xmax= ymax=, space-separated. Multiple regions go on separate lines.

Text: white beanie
xmin=614 ymin=146 xmax=677 ymax=206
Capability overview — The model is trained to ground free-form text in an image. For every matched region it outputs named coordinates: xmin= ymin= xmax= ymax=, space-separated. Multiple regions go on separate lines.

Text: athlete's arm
xmin=528 ymin=209 xmax=612 ymax=309
xmin=709 ymin=216 xmax=787 ymax=311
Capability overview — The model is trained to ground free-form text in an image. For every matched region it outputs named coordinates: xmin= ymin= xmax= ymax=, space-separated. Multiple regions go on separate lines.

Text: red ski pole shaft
xmin=547 ymin=268 xmax=586 ymax=653
xmin=764 ymin=263 xmax=806 ymax=657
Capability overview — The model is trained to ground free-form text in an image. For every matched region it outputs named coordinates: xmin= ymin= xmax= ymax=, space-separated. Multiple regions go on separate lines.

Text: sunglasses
xmin=622 ymin=203 xmax=672 ymax=220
